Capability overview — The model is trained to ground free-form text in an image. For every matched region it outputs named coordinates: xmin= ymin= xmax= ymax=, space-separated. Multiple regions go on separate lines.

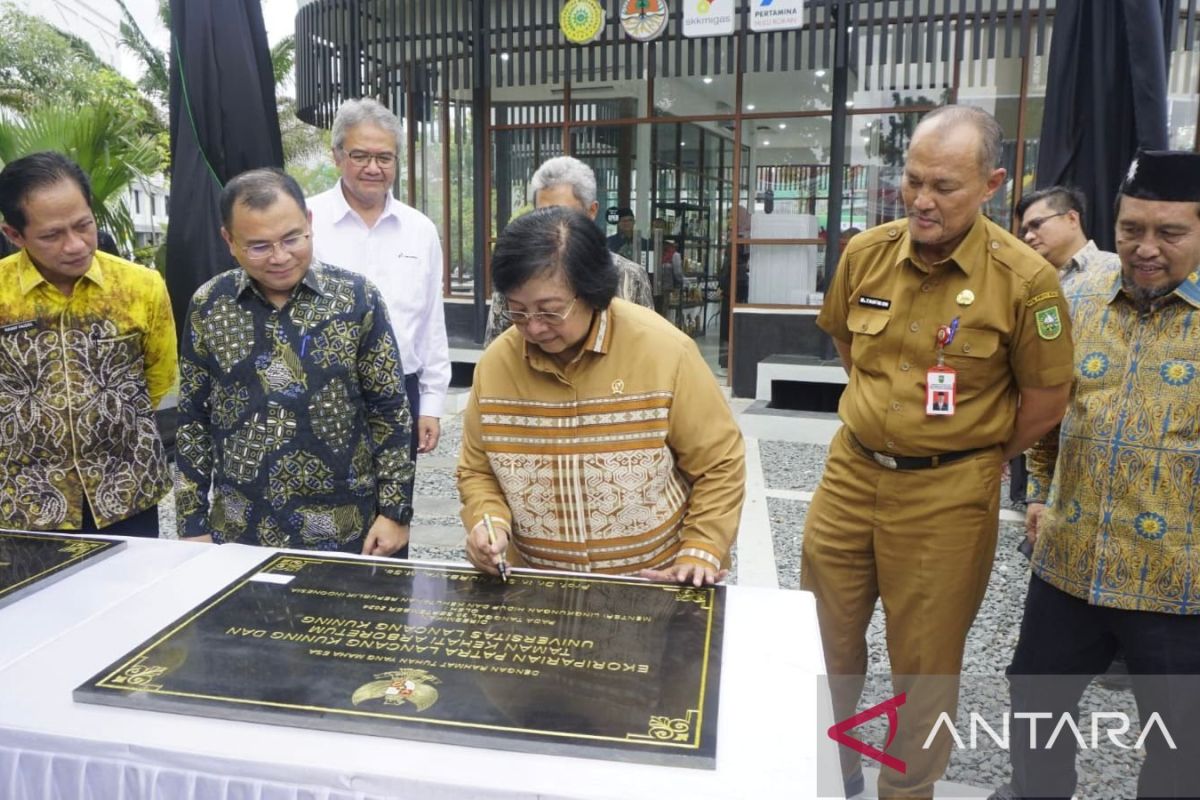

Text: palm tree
xmin=0 ymin=101 xmax=162 ymax=248
xmin=115 ymin=0 xmax=326 ymax=166
xmin=115 ymin=0 xmax=169 ymax=109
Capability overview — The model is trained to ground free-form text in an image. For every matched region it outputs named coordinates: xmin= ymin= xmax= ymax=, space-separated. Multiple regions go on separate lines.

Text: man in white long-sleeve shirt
xmin=308 ymin=98 xmax=451 ymax=557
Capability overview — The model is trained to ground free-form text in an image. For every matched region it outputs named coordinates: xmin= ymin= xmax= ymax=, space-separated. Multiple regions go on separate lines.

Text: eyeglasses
xmin=1019 ymin=212 xmax=1068 ymax=238
xmin=498 ymin=296 xmax=578 ymax=326
xmin=343 ymin=149 xmax=397 ymax=167
xmin=238 ymin=233 xmax=311 ymax=261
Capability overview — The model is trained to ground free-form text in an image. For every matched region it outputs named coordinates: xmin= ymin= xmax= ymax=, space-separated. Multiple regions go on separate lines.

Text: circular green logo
xmin=561 ymin=0 xmax=606 ymax=44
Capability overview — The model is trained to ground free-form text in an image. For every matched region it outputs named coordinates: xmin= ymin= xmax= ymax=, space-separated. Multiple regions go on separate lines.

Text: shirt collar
xmin=583 ymin=304 xmax=611 ymax=355
xmin=1105 ymin=266 xmax=1200 ymax=311
xmin=1174 ymin=269 xmax=1200 ymax=309
xmin=895 ymin=215 xmax=988 ymax=276
xmin=1065 ymin=239 xmax=1106 ymax=274
xmin=1064 ymin=241 xmax=1092 ymax=274
xmin=16 ymin=250 xmax=104 ymax=295
xmin=333 ymin=180 xmax=400 ymax=227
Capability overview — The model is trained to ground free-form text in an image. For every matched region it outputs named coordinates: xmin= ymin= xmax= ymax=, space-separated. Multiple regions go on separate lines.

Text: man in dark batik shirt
xmin=175 ymin=168 xmax=414 ymax=554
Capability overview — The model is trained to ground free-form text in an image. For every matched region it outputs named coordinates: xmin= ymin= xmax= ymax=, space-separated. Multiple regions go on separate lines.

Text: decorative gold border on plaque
xmin=105 ymin=655 xmax=173 ymax=691
xmin=90 ymin=557 xmax=720 ymax=750
xmin=626 ymin=709 xmax=699 ymax=744
xmin=269 ymin=557 xmax=311 ymax=574
xmin=58 ymin=540 xmax=105 ymax=558
xmin=0 ymin=533 xmax=118 ymax=598
xmin=670 ymin=586 xmax=714 ymax=610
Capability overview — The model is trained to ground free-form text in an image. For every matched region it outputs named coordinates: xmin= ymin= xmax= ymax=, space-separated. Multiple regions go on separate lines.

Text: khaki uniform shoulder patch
xmin=1035 ymin=305 xmax=1063 ymax=340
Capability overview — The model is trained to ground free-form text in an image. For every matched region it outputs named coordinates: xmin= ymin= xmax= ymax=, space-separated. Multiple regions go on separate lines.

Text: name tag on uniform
xmin=926 ymin=366 xmax=957 ymax=416
xmin=858 ymin=295 xmax=891 ymax=310
xmin=0 ymin=320 xmax=36 ymax=335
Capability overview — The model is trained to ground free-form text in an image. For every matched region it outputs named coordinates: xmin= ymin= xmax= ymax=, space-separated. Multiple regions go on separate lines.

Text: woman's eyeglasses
xmin=499 ymin=297 xmax=578 ymax=326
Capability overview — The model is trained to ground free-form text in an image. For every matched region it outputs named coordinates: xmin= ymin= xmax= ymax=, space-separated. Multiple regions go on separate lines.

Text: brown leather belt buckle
xmin=872 ymin=452 xmax=899 ymax=470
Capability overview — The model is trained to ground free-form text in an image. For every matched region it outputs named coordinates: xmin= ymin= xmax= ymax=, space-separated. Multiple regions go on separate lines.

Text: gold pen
xmin=482 ymin=513 xmax=510 ymax=582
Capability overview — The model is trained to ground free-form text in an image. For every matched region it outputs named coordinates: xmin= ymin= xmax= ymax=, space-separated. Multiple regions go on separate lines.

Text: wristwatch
xmin=384 ymin=505 xmax=414 ymax=526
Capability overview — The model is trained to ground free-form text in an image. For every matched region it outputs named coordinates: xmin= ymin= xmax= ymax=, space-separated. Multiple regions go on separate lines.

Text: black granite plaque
xmin=75 ymin=554 xmax=725 ymax=767
xmin=0 ymin=531 xmax=125 ymax=609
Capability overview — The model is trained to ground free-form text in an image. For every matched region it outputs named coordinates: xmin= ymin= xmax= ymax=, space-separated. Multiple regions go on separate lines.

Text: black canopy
xmin=165 ymin=0 xmax=284 ymax=335
xmin=1034 ymin=0 xmax=1174 ymax=250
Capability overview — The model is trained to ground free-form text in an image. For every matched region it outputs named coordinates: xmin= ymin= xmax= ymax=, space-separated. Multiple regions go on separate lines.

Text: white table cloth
xmin=0 ymin=535 xmax=209 ymax=672
xmin=0 ymin=542 xmax=839 ymax=799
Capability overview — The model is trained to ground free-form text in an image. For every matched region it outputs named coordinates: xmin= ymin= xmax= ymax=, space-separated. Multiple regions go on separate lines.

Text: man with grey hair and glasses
xmin=484 ymin=156 xmax=653 ymax=345
xmin=308 ymin=98 xmax=450 ymax=558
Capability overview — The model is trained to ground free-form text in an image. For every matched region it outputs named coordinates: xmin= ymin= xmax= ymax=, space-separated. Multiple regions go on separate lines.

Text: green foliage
xmin=115 ymin=0 xmax=169 ymax=107
xmin=288 ymin=156 xmax=339 ymax=197
xmin=271 ymin=36 xmax=296 ymax=86
xmin=0 ymin=101 xmax=162 ymax=248
xmin=0 ymin=2 xmax=167 ymax=216
xmin=280 ymin=97 xmax=329 ymax=166
xmin=133 ymin=242 xmax=167 ymax=277
xmin=0 ymin=4 xmax=110 ymax=111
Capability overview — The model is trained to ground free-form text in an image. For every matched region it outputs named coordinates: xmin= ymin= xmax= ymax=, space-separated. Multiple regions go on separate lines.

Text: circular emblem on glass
xmin=560 ymin=0 xmax=606 ymax=44
xmin=620 ymin=0 xmax=669 ymax=42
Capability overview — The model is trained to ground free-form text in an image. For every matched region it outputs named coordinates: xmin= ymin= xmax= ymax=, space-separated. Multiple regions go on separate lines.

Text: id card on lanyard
xmin=926 ymin=318 xmax=959 ymax=416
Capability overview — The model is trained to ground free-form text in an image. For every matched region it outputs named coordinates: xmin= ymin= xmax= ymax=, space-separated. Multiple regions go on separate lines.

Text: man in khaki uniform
xmin=803 ymin=106 xmax=1076 ymax=799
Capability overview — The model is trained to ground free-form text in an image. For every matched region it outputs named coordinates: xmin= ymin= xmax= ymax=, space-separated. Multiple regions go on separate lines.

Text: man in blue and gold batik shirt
xmin=175 ymin=168 xmax=414 ymax=555
xmin=992 ymin=150 xmax=1200 ymax=800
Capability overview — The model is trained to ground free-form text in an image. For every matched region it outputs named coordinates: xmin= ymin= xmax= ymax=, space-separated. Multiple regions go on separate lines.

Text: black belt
xmin=848 ymin=432 xmax=985 ymax=471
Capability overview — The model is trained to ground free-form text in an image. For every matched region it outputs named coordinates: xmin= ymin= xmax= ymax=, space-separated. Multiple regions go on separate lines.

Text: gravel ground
xmin=768 ymin=497 xmax=808 ymax=591
xmin=431 ymin=408 xmax=465 ymax=457
xmin=760 ymin=441 xmax=832 ymax=493
xmin=762 ymin=442 xmax=1142 ymax=799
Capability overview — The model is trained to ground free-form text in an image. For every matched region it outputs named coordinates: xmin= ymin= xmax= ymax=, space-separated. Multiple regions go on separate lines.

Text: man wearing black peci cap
xmin=990 ymin=150 xmax=1200 ymax=800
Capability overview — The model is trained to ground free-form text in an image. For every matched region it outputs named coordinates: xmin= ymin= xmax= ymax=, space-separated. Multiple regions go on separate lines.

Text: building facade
xmin=129 ymin=177 xmax=170 ymax=251
xmin=295 ymin=0 xmax=1200 ymax=395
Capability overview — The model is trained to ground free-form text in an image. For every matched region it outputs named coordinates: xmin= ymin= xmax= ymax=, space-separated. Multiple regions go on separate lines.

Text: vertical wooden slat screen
xmin=1185 ymin=0 xmax=1196 ymax=50
xmin=297 ymin=0 xmax=1200 ymax=129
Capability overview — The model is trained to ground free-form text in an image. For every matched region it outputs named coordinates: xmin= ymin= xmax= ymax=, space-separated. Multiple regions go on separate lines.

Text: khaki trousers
xmin=801 ymin=426 xmax=1001 ymax=799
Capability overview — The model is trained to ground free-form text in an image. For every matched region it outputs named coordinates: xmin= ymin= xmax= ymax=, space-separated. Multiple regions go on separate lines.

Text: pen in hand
xmin=482 ymin=513 xmax=510 ymax=583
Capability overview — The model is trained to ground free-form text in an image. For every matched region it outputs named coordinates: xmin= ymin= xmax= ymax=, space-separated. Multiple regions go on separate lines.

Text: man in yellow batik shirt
xmin=0 ymin=152 xmax=176 ymax=535
xmin=990 ymin=150 xmax=1200 ymax=800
